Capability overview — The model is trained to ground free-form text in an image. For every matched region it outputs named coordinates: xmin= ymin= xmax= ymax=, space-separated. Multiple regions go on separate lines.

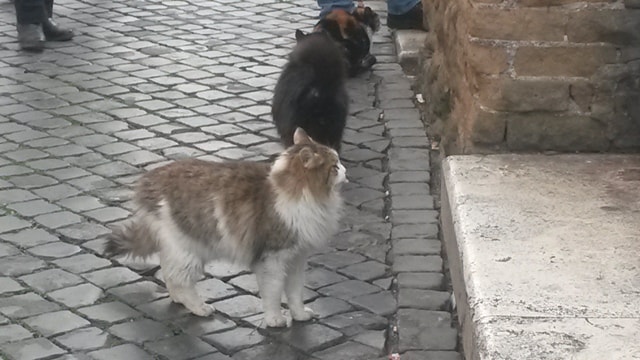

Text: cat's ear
xmin=299 ymin=147 xmax=324 ymax=169
xmin=293 ymin=127 xmax=312 ymax=145
xmin=295 ymin=29 xmax=307 ymax=41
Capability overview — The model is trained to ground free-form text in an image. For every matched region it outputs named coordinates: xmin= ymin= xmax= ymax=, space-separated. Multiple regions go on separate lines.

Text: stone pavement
xmin=0 ymin=0 xmax=460 ymax=359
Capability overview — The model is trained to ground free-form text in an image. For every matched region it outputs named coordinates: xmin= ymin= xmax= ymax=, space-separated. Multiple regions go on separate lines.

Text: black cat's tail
xmin=104 ymin=215 xmax=158 ymax=258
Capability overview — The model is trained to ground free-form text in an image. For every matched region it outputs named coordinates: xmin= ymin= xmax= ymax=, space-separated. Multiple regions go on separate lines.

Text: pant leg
xmin=45 ymin=0 xmax=53 ymax=17
xmin=387 ymin=0 xmax=420 ymax=15
xmin=14 ymin=0 xmax=48 ymax=24
xmin=317 ymin=0 xmax=354 ymax=17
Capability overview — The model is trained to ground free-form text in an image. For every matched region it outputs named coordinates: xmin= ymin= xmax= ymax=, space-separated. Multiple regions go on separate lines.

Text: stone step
xmin=441 ymin=154 xmax=640 ymax=359
xmin=393 ymin=30 xmax=428 ymax=70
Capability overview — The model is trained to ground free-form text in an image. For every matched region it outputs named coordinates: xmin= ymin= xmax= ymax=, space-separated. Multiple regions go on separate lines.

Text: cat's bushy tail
xmin=104 ymin=218 xmax=158 ymax=258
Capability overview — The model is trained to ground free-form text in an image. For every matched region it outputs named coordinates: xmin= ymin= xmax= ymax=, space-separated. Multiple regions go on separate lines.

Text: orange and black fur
xmin=314 ymin=6 xmax=380 ymax=76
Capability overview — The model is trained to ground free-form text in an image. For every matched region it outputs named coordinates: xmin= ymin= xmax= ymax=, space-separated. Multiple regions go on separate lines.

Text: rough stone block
xmin=477 ymin=76 xmax=570 ymax=112
xmin=465 ymin=40 xmax=509 ymax=75
xmin=514 ymin=45 xmax=617 ymax=77
xmin=469 ymin=8 xmax=566 ymax=41
xmin=506 ymin=114 xmax=609 ymax=151
xmin=567 ymin=10 xmax=640 ymax=45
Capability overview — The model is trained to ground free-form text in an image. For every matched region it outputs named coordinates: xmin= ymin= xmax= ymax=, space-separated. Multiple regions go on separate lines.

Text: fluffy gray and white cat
xmin=104 ymin=128 xmax=346 ymax=327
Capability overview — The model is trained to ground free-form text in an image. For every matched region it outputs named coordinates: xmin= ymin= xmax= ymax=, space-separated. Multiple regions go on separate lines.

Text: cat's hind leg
xmin=254 ymin=254 xmax=288 ymax=327
xmin=157 ymin=223 xmax=214 ymax=317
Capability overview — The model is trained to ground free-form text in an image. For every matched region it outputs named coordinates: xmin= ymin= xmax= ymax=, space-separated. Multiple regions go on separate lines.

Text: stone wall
xmin=420 ymin=0 xmax=640 ymax=154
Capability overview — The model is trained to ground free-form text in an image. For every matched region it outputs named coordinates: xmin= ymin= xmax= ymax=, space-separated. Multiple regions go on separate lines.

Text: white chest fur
xmin=274 ymin=190 xmax=343 ymax=249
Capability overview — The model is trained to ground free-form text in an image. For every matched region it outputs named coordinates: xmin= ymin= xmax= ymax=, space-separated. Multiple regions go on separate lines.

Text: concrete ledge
xmin=393 ymin=30 xmax=428 ymax=69
xmin=441 ymin=154 xmax=640 ymax=359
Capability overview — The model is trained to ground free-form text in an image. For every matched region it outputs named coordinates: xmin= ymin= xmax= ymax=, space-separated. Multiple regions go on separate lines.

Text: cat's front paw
xmin=188 ymin=303 xmax=215 ymax=317
xmin=291 ymin=306 xmax=315 ymax=322
xmin=264 ymin=313 xmax=287 ymax=328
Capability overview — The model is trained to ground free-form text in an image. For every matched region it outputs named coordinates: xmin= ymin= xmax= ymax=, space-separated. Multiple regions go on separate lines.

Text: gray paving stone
xmin=84 ymin=206 xmax=130 ymax=222
xmin=53 ymin=253 xmax=111 ymax=274
xmin=397 ymin=272 xmax=444 ymax=290
xmin=147 ymin=334 xmax=218 ymax=360
xmin=58 ymin=222 xmax=110 ymax=241
xmin=8 ymin=199 xmax=61 ymax=216
xmin=398 ymin=309 xmax=458 ymax=351
xmin=392 ymin=223 xmax=439 ymax=239
xmin=108 ymin=318 xmax=173 ymax=343
xmin=0 ymin=292 xmax=60 ymax=319
xmin=0 ymin=189 xmax=37 ymax=203
xmin=0 ymin=243 xmax=20 ymax=257
xmin=54 ymin=327 xmax=111 ymax=351
xmin=231 ymin=343 xmax=307 ymax=360
xmin=0 ymin=215 xmax=31 ymax=234
xmin=305 ymin=268 xmax=349 ymax=290
xmin=401 ymin=351 xmax=463 ymax=360
xmin=0 ymin=324 xmax=32 ymax=344
xmin=28 ymin=241 xmax=82 ymax=258
xmin=0 ymin=277 xmax=23 ymax=294
xmin=393 ymin=255 xmax=443 ymax=273
xmin=214 ymin=295 xmax=262 ymax=318
xmin=277 ymin=323 xmax=344 ymax=353
xmin=108 ymin=280 xmax=167 ymax=306
xmin=318 ymin=280 xmax=382 ymax=300
xmin=339 ymin=261 xmax=389 ymax=282
xmin=394 ymin=239 xmax=441 ymax=255
xmin=83 ymin=267 xmax=141 ymax=289
xmin=176 ymin=315 xmax=237 ymax=336
xmin=24 ymin=310 xmax=90 ymax=336
xmin=399 ymin=289 xmax=450 ymax=311
xmin=203 ymin=327 xmax=265 ymax=354
xmin=391 ymin=210 xmax=439 ymax=225
xmin=353 ymin=330 xmax=386 ymax=351
xmin=1 ymin=228 xmax=59 ymax=248
xmin=117 ymin=149 xmax=164 ymax=166
xmin=136 ymin=297 xmax=192 ymax=320
xmin=0 ymin=254 xmax=47 ymax=276
xmin=48 ymin=283 xmax=104 ymax=308
xmin=349 ymin=291 xmax=397 ymax=316
xmin=33 ymin=184 xmax=82 ymax=201
xmin=19 ymin=268 xmax=84 ymax=292
xmin=309 ymin=251 xmax=367 ymax=270
xmin=313 ymin=341 xmax=380 ymax=360
xmin=57 ymin=195 xmax=105 ymax=212
xmin=88 ymin=344 xmax=153 ymax=360
xmin=307 ymin=296 xmax=354 ymax=318
xmin=0 ymin=338 xmax=66 ymax=359
xmin=78 ymin=301 xmax=140 ymax=323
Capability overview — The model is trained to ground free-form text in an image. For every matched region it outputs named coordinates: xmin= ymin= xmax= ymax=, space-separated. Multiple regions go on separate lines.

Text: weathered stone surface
xmin=397 ymin=309 xmax=458 ymax=351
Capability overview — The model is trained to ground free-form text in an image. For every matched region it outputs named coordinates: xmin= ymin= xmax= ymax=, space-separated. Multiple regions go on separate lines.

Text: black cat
xmin=272 ymin=30 xmax=348 ymax=152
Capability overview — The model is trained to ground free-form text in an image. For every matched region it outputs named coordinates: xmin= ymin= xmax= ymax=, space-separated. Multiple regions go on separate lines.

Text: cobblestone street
xmin=0 ymin=0 xmax=460 ymax=359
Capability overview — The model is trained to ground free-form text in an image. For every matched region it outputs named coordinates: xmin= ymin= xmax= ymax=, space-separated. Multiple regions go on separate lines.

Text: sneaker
xmin=387 ymin=2 xmax=427 ymax=31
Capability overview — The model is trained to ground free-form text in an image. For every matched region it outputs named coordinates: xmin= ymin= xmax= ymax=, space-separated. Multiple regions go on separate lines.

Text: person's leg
xmin=42 ymin=0 xmax=74 ymax=42
xmin=317 ymin=0 xmax=354 ymax=17
xmin=14 ymin=0 xmax=47 ymax=51
xmin=15 ymin=0 xmax=47 ymax=24
xmin=387 ymin=0 xmax=425 ymax=30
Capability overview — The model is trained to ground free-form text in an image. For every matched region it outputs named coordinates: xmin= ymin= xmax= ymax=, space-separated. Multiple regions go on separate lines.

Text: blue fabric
xmin=317 ymin=0 xmax=420 ymax=17
xmin=317 ymin=0 xmax=354 ymax=16
xmin=386 ymin=0 xmax=420 ymax=15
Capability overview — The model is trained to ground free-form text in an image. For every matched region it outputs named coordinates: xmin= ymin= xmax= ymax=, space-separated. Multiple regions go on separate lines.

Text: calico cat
xmin=314 ymin=6 xmax=380 ymax=76
xmin=104 ymin=128 xmax=346 ymax=328
xmin=272 ymin=30 xmax=348 ymax=152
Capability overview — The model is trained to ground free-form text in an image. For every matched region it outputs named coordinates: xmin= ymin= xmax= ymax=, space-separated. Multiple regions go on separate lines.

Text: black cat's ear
xmin=295 ymin=29 xmax=307 ymax=41
xmin=293 ymin=127 xmax=311 ymax=145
